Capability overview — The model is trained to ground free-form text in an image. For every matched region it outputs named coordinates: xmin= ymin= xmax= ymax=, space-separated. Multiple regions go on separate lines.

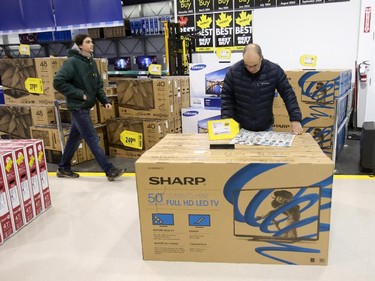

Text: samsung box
xmin=135 ymin=134 xmax=335 ymax=265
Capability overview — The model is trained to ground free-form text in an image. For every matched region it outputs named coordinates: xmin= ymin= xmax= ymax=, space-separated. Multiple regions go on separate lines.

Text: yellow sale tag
xmin=25 ymin=78 xmax=44 ymax=94
xmin=207 ymin=118 xmax=239 ymax=140
xmin=300 ymin=54 xmax=317 ymax=67
xmin=216 ymin=48 xmax=231 ymax=61
xmin=120 ymin=130 xmax=143 ymax=150
xmin=148 ymin=64 xmax=162 ymax=76
xmin=19 ymin=44 xmax=30 ymax=55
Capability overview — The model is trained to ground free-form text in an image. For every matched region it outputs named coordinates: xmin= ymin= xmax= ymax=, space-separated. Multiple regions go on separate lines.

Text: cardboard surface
xmin=135 ymin=133 xmax=334 ymax=265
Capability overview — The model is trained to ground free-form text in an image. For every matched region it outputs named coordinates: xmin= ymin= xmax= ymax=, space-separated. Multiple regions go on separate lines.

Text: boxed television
xmin=135 ymin=134 xmax=335 ymax=265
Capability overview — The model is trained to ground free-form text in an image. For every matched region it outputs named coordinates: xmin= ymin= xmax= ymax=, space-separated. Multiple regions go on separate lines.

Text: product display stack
xmin=273 ymin=69 xmax=352 ymax=161
xmin=135 ymin=133 xmax=335 ymax=265
xmin=0 ymin=139 xmax=51 ymax=245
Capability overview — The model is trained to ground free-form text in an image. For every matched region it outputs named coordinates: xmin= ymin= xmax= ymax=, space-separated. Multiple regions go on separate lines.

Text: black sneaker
xmin=57 ymin=168 xmax=80 ymax=178
xmin=107 ymin=168 xmax=126 ymax=181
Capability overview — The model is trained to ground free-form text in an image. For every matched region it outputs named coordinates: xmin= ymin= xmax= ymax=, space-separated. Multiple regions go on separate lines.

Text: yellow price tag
xmin=300 ymin=54 xmax=317 ymax=67
xmin=216 ymin=48 xmax=232 ymax=61
xmin=19 ymin=44 xmax=30 ymax=55
xmin=120 ymin=130 xmax=143 ymax=150
xmin=25 ymin=78 xmax=44 ymax=94
xmin=207 ymin=118 xmax=239 ymax=141
xmin=148 ymin=64 xmax=162 ymax=76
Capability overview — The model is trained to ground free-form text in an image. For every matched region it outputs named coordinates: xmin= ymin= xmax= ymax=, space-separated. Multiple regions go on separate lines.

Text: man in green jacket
xmin=54 ymin=34 xmax=125 ymax=181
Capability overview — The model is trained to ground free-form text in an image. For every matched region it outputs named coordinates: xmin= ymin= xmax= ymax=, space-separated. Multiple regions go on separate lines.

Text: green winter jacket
xmin=53 ymin=49 xmax=110 ymax=111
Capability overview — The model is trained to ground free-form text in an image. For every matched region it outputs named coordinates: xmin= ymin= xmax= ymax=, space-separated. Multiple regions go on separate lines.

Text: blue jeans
xmin=59 ymin=109 xmax=114 ymax=175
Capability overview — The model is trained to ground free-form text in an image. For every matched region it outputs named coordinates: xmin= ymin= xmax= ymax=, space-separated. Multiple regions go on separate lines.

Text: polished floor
xmin=0 ymin=174 xmax=374 ymax=281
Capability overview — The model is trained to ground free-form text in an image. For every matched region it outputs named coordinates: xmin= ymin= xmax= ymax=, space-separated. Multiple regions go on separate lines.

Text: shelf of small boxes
xmin=0 ymin=139 xmax=52 ymax=245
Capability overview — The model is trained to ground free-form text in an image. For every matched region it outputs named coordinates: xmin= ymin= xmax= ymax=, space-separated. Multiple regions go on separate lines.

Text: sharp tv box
xmin=136 ymin=55 xmax=157 ymax=71
xmin=233 ymin=186 xmax=321 ymax=242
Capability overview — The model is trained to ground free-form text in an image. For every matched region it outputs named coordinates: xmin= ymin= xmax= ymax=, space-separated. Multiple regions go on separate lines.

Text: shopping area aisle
xmin=0 ymin=174 xmax=374 ymax=281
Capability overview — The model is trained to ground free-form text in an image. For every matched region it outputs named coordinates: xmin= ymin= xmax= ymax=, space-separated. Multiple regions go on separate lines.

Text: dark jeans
xmin=59 ymin=109 xmax=114 ymax=175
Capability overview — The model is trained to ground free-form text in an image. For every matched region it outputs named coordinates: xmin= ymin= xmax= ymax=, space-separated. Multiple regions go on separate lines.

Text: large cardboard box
xmin=181 ymin=107 xmax=221 ymax=133
xmin=0 ymin=166 xmax=14 ymax=243
xmin=117 ymin=78 xmax=175 ymax=119
xmin=0 ymin=145 xmax=35 ymax=224
xmin=135 ymin=134 xmax=335 ymax=265
xmin=106 ymin=118 xmax=166 ymax=150
xmin=285 ymin=69 xmax=352 ymax=104
xmin=0 ymin=105 xmax=33 ymax=139
xmin=31 ymin=106 xmax=56 ymax=125
xmin=0 ymin=57 xmax=66 ymax=105
xmin=0 ymin=150 xmax=25 ymax=232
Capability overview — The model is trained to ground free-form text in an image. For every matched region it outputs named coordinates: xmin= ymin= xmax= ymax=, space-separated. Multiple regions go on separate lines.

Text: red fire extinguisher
xmin=359 ymin=61 xmax=370 ymax=83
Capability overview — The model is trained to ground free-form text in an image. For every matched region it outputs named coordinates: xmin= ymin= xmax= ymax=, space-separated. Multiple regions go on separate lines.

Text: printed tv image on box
xmin=205 ymin=66 xmax=230 ymax=96
xmin=233 ymin=186 xmax=321 ymax=242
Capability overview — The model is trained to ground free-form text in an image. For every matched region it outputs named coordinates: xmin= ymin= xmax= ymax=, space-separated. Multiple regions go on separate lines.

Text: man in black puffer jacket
xmin=221 ymin=44 xmax=303 ymax=134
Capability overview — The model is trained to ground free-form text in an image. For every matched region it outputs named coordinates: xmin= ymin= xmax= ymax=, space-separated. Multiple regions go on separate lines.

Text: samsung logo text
xmin=190 ymin=64 xmax=206 ymax=71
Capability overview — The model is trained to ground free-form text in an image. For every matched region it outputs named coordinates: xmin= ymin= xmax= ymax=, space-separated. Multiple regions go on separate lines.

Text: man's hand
xmin=291 ymin=121 xmax=303 ymax=135
xmin=105 ymin=103 xmax=112 ymax=110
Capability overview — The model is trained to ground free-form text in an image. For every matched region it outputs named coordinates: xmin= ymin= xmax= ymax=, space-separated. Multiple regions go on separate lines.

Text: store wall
xmin=357 ymin=0 xmax=375 ymax=126
xmin=193 ymin=1 xmax=360 ymax=70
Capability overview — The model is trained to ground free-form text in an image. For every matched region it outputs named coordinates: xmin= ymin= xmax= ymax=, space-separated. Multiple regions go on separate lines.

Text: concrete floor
xmin=0 ymin=175 xmax=374 ymax=281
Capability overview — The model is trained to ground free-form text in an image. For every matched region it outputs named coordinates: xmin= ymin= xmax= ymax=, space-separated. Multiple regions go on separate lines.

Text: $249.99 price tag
xmin=120 ymin=130 xmax=143 ymax=150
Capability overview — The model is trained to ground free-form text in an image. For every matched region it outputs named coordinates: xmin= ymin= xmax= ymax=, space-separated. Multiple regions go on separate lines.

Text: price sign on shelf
xmin=207 ymin=118 xmax=239 ymax=141
xmin=120 ymin=130 xmax=143 ymax=150
xmin=19 ymin=44 xmax=30 ymax=55
xmin=25 ymin=78 xmax=44 ymax=94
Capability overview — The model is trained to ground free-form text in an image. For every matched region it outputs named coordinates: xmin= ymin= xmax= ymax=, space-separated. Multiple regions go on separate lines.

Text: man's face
xmin=79 ymin=37 xmax=94 ymax=53
xmin=243 ymin=52 xmax=262 ymax=74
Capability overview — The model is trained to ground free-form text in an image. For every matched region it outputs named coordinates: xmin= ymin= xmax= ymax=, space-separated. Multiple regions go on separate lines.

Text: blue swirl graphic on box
xmin=223 ymin=163 xmax=332 ymax=264
xmin=298 ymin=71 xmax=340 ymax=103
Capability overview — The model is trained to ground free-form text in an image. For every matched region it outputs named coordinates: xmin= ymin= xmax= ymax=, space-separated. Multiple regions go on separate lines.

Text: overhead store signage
xmin=0 ymin=0 xmax=123 ymax=35
xmin=196 ymin=14 xmax=214 ymax=52
xmin=195 ymin=0 xmax=214 ymax=13
xmin=0 ymin=0 xmax=55 ymax=35
xmin=176 ymin=0 xmax=349 ymax=53
xmin=234 ymin=10 xmax=253 ymax=50
xmin=177 ymin=0 xmax=194 ymax=14
xmin=215 ymin=12 xmax=234 ymax=48
xmin=53 ymin=0 xmax=123 ymax=31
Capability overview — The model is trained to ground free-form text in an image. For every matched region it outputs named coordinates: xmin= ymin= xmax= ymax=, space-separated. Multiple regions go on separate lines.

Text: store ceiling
xmin=122 ymin=0 xmax=165 ymax=6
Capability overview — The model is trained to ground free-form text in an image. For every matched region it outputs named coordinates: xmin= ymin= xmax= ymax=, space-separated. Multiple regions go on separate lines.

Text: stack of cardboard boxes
xmin=273 ymin=69 xmax=352 ymax=160
xmin=0 ymin=139 xmax=51 ymax=245
xmin=0 ymin=57 xmax=114 ymax=165
xmin=108 ymin=76 xmax=190 ymax=159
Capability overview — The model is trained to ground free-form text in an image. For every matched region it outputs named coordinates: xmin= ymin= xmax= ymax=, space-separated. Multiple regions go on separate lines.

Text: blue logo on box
xmin=190 ymin=64 xmax=206 ymax=71
xmin=152 ymin=213 xmax=174 ymax=225
xmin=182 ymin=110 xmax=199 ymax=117
xmin=189 ymin=214 xmax=211 ymax=227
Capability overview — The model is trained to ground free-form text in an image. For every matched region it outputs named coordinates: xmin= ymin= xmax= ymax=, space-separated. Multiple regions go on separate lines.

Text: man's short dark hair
xmin=73 ymin=34 xmax=90 ymax=46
